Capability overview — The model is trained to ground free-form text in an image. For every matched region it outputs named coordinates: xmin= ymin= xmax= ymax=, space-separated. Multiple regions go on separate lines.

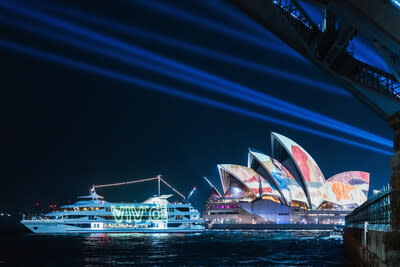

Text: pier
xmin=344 ymin=112 xmax=400 ymax=266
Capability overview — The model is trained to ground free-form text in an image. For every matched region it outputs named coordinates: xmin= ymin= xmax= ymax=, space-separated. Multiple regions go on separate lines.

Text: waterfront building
xmin=204 ymin=132 xmax=370 ymax=227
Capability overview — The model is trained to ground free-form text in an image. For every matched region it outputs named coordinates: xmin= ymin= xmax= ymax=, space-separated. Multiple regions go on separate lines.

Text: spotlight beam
xmin=127 ymin=0 xmax=305 ymax=61
xmin=198 ymin=0 xmax=269 ymax=36
xmin=44 ymin=4 xmax=394 ymax=147
xmin=0 ymin=1 xmax=392 ymax=148
xmin=0 ymin=38 xmax=392 ymax=156
xmin=2 ymin=13 xmax=387 ymax=151
xmin=46 ymin=4 xmax=348 ymax=97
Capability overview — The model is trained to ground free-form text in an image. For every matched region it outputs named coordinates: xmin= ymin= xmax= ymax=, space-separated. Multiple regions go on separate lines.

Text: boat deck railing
xmin=21 ymin=215 xmax=64 ymax=222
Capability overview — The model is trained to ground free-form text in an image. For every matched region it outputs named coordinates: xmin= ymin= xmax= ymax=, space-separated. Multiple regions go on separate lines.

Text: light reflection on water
xmin=0 ymin=230 xmax=350 ymax=266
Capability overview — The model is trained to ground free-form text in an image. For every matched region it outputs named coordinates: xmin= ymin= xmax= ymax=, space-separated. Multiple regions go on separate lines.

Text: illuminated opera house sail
xmin=204 ymin=132 xmax=370 ymax=227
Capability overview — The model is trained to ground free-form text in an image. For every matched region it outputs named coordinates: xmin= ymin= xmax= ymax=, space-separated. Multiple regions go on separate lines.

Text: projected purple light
xmin=214 ymin=205 xmax=241 ymax=209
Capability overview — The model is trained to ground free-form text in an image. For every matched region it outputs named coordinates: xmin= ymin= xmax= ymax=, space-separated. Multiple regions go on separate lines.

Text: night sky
xmin=0 ymin=0 xmax=394 ymax=213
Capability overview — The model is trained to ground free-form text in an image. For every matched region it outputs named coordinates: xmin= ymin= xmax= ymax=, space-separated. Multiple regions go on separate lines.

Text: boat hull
xmin=21 ymin=220 xmax=205 ymax=234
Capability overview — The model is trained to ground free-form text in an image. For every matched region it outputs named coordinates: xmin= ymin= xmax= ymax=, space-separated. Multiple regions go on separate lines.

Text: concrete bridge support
xmin=344 ymin=111 xmax=400 ymax=266
xmin=344 ymin=227 xmax=400 ymax=266
xmin=389 ymin=111 xmax=400 ymax=230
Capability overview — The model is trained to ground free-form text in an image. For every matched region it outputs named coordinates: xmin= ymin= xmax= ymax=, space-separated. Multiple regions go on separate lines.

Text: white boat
xmin=21 ymin=176 xmax=205 ymax=234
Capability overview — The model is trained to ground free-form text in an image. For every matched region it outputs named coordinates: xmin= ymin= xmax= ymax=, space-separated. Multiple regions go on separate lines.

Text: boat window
xmin=100 ymin=215 xmax=156 ymax=220
xmin=167 ymin=223 xmax=182 ymax=227
xmin=63 ymin=207 xmax=104 ymax=212
xmin=175 ymin=207 xmax=190 ymax=212
xmin=100 ymin=216 xmax=114 ymax=220
xmin=209 ymin=211 xmax=239 ymax=215
xmin=66 ymin=215 xmax=86 ymax=219
xmin=65 ymin=223 xmax=90 ymax=228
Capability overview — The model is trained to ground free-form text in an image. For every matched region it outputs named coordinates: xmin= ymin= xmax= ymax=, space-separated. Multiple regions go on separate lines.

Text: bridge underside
xmin=229 ymin=0 xmax=400 ymax=119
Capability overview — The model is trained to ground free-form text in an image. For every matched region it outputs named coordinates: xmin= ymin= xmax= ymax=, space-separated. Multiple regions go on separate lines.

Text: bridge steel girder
xmin=229 ymin=0 xmax=400 ymax=120
xmin=374 ymin=41 xmax=400 ymax=84
xmin=327 ymin=0 xmax=400 ymax=55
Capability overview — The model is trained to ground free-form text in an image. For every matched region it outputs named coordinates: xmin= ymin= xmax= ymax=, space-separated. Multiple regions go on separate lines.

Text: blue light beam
xmin=46 ymin=4 xmax=348 ymax=97
xmin=0 ymin=38 xmax=392 ymax=156
xmin=0 ymin=1 xmax=392 ymax=148
xmin=127 ymin=0 xmax=305 ymax=61
xmin=198 ymin=0 xmax=270 ymax=37
xmin=2 ymin=14 xmax=383 ymax=152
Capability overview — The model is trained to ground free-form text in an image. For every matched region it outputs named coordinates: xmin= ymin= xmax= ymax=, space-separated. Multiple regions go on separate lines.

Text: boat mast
xmin=94 ymin=175 xmax=186 ymax=200
xmin=158 ymin=176 xmax=160 ymax=197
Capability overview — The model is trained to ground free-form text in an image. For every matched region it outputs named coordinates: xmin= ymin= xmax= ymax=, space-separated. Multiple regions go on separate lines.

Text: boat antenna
xmin=94 ymin=175 xmax=186 ymax=200
xmin=90 ymin=185 xmax=96 ymax=200
xmin=158 ymin=175 xmax=161 ymax=197
xmin=186 ymin=186 xmax=197 ymax=202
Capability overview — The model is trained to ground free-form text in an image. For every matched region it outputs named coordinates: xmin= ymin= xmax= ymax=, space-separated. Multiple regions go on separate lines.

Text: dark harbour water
xmin=0 ymin=230 xmax=351 ymax=266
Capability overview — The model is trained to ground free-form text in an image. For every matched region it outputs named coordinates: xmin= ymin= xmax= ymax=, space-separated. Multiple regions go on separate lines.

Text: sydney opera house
xmin=204 ymin=132 xmax=370 ymax=227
